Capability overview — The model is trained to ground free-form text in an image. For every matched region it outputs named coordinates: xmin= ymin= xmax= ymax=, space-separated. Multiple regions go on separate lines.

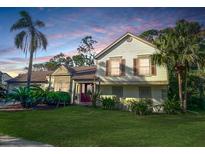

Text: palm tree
xmin=152 ymin=20 xmax=205 ymax=112
xmin=11 ymin=11 xmax=48 ymax=88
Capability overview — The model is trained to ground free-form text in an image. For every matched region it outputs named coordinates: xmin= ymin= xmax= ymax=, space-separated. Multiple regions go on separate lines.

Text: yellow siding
xmin=96 ymin=36 xmax=168 ymax=84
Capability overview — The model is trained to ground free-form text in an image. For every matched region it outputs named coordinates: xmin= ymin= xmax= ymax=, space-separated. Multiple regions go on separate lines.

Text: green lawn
xmin=0 ymin=106 xmax=205 ymax=146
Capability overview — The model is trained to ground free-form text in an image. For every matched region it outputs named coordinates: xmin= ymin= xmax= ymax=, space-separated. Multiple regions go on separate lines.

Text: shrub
xmin=101 ymin=96 xmax=118 ymax=110
xmin=187 ymin=96 xmax=205 ymax=110
xmin=163 ymin=98 xmax=180 ymax=114
xmin=100 ymin=95 xmax=117 ymax=99
xmin=7 ymin=86 xmax=71 ymax=108
xmin=129 ymin=99 xmax=153 ymax=115
xmin=121 ymin=97 xmax=140 ymax=106
xmin=46 ymin=91 xmax=71 ymax=107
xmin=8 ymin=87 xmax=33 ymax=108
xmin=89 ymin=90 xmax=101 ymax=108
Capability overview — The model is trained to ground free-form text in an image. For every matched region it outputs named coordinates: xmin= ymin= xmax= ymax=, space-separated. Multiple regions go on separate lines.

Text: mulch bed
xmin=0 ymin=103 xmax=29 ymax=112
xmin=0 ymin=104 xmax=59 ymax=112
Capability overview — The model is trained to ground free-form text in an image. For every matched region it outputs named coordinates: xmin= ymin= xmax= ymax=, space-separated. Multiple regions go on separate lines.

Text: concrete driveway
xmin=0 ymin=135 xmax=53 ymax=147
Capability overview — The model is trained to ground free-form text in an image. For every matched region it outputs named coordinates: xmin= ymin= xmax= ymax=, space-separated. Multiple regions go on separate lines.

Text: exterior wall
xmin=96 ymin=35 xmax=168 ymax=84
xmin=53 ymin=76 xmax=71 ymax=92
xmin=100 ymin=85 xmax=167 ymax=105
xmin=2 ymin=73 xmax=12 ymax=85
xmin=50 ymin=65 xmax=72 ymax=92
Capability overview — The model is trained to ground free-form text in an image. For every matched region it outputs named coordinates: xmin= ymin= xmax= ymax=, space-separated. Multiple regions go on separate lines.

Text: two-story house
xmin=7 ymin=32 xmax=168 ymax=105
xmin=95 ymin=32 xmax=168 ymax=105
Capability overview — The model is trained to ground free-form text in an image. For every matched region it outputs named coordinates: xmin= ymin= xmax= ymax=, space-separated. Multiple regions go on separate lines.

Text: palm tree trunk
xmin=177 ymin=72 xmax=183 ymax=110
xmin=183 ymin=68 xmax=188 ymax=112
xmin=27 ymin=51 xmax=34 ymax=88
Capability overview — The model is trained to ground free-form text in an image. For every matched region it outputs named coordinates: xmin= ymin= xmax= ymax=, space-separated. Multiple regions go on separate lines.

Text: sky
xmin=0 ymin=7 xmax=205 ymax=77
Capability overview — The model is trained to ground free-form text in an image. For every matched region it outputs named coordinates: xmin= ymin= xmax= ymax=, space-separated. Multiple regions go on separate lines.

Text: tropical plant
xmin=129 ymin=99 xmax=152 ymax=115
xmin=163 ymin=98 xmax=181 ymax=114
xmin=151 ymin=19 xmax=205 ymax=112
xmin=46 ymin=91 xmax=71 ymax=107
xmin=8 ymin=87 xmax=32 ymax=108
xmin=7 ymin=86 xmax=71 ymax=108
xmin=0 ymin=87 xmax=6 ymax=99
xmin=187 ymin=96 xmax=205 ymax=110
xmin=139 ymin=29 xmax=159 ymax=43
xmin=11 ymin=11 xmax=48 ymax=87
xmin=90 ymin=90 xmax=101 ymax=108
xmin=101 ymin=96 xmax=118 ymax=110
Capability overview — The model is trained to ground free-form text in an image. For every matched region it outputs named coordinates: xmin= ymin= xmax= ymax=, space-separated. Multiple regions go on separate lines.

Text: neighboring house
xmin=95 ymin=32 xmax=168 ymax=105
xmin=0 ymin=71 xmax=12 ymax=89
xmin=0 ymin=71 xmax=12 ymax=97
xmin=6 ymin=71 xmax=53 ymax=92
xmin=6 ymin=32 xmax=168 ymax=106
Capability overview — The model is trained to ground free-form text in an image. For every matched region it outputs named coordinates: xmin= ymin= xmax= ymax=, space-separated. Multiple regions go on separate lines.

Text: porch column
xmin=85 ymin=83 xmax=87 ymax=93
xmin=71 ymin=80 xmax=75 ymax=104
xmin=93 ymin=82 xmax=96 ymax=93
xmin=80 ymin=84 xmax=82 ymax=93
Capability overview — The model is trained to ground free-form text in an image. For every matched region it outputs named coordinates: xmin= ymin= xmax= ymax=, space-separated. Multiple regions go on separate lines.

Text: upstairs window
xmin=110 ymin=58 xmax=121 ymax=76
xmin=134 ymin=57 xmax=156 ymax=76
xmin=105 ymin=57 xmax=125 ymax=76
xmin=139 ymin=58 xmax=151 ymax=76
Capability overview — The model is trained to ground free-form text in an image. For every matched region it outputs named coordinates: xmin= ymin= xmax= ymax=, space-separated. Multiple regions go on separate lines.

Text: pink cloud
xmin=48 ymin=30 xmax=91 ymax=40
xmin=131 ymin=17 xmax=144 ymax=23
xmin=92 ymin=26 xmax=107 ymax=33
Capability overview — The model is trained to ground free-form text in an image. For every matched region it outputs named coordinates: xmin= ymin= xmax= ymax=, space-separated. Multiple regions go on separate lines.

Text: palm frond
xmin=14 ymin=31 xmax=27 ymax=50
xmin=10 ymin=18 xmax=29 ymax=31
xmin=34 ymin=20 xmax=45 ymax=28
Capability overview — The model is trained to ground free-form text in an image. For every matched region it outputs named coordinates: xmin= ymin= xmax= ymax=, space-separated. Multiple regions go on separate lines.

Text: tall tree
xmin=77 ymin=36 xmax=97 ymax=66
xmin=151 ymin=19 xmax=205 ymax=112
xmin=139 ymin=29 xmax=159 ymax=42
xmin=11 ymin=11 xmax=47 ymax=88
xmin=50 ymin=52 xmax=74 ymax=67
xmin=72 ymin=54 xmax=85 ymax=66
xmin=50 ymin=53 xmax=66 ymax=65
xmin=65 ymin=56 xmax=74 ymax=67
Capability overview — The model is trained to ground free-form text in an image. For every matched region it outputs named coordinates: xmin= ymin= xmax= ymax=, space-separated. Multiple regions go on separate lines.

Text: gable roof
xmin=51 ymin=65 xmax=97 ymax=80
xmin=95 ymin=32 xmax=157 ymax=59
xmin=7 ymin=71 xmax=54 ymax=83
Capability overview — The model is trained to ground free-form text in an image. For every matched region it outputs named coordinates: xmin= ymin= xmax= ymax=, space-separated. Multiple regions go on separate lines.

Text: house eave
xmin=98 ymin=81 xmax=169 ymax=85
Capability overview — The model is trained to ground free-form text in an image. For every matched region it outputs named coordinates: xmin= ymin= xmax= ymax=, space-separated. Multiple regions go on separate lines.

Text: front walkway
xmin=0 ymin=135 xmax=52 ymax=147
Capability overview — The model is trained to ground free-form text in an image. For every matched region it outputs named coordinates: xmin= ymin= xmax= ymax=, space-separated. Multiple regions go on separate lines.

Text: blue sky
xmin=0 ymin=7 xmax=205 ymax=77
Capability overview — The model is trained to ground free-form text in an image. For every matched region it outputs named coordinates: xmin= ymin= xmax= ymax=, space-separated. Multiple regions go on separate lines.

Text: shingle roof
xmin=70 ymin=66 xmax=97 ymax=80
xmin=7 ymin=71 xmax=54 ymax=83
xmin=68 ymin=65 xmax=96 ymax=74
xmin=58 ymin=65 xmax=97 ymax=80
xmin=72 ymin=74 xmax=96 ymax=80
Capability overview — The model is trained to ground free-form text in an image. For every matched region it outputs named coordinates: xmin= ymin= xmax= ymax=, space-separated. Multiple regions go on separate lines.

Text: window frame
xmin=139 ymin=87 xmax=152 ymax=99
xmin=138 ymin=57 xmax=151 ymax=76
xmin=110 ymin=57 xmax=122 ymax=77
xmin=112 ymin=86 xmax=123 ymax=98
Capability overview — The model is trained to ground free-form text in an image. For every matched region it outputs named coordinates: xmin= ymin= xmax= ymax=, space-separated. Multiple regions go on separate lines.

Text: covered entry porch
xmin=71 ymin=76 xmax=100 ymax=105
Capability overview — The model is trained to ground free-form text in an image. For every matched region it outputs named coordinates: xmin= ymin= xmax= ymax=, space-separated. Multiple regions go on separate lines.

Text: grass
xmin=0 ymin=105 xmax=205 ymax=146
